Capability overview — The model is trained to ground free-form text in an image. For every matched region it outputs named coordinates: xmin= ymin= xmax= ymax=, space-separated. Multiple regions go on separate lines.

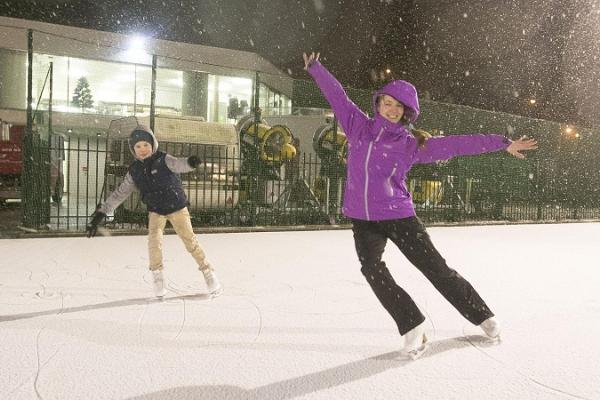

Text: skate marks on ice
xmin=137 ymin=293 xmax=245 ymax=347
xmin=1 ymin=267 xmax=218 ymax=323
xmin=3 ymin=295 xmax=69 ymax=400
xmin=461 ymin=327 xmax=594 ymax=400
xmin=4 ymin=330 xmax=65 ymax=399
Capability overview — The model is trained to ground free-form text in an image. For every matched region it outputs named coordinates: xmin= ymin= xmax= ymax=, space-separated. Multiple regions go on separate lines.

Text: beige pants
xmin=147 ymin=207 xmax=210 ymax=272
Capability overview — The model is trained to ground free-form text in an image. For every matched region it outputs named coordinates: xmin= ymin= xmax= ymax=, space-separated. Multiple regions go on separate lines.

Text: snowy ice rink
xmin=1 ymin=223 xmax=599 ymax=400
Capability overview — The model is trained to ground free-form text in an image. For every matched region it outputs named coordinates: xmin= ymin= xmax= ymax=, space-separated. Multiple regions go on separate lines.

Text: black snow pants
xmin=351 ymin=216 xmax=494 ymax=335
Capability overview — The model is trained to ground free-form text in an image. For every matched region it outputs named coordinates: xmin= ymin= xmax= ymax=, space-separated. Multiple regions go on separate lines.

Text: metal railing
xmin=17 ymin=132 xmax=599 ymax=233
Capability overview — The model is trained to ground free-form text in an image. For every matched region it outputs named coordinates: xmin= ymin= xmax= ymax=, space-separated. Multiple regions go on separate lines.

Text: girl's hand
xmin=303 ymin=52 xmax=320 ymax=70
xmin=506 ymin=136 xmax=538 ymax=159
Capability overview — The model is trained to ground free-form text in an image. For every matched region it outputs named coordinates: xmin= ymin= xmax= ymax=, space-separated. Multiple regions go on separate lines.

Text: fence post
xmin=329 ymin=117 xmax=340 ymax=221
xmin=21 ymin=29 xmax=37 ymax=228
xmin=41 ymin=62 xmax=54 ymax=224
xmin=247 ymin=71 xmax=261 ymax=225
xmin=21 ymin=30 xmax=52 ymax=229
xmin=150 ymin=54 xmax=157 ymax=133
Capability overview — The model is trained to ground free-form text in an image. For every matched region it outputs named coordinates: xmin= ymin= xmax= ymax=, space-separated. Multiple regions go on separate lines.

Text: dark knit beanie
xmin=129 ymin=129 xmax=154 ymax=147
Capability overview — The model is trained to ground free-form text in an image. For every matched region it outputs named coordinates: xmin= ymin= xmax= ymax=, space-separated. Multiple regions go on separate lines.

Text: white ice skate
xmin=479 ymin=316 xmax=501 ymax=341
xmin=202 ymin=269 xmax=222 ymax=297
xmin=152 ymin=270 xmax=167 ymax=298
xmin=402 ymin=321 xmax=428 ymax=360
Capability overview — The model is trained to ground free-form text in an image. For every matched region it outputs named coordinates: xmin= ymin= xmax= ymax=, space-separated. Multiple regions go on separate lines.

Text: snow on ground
xmin=1 ymin=223 xmax=599 ymax=400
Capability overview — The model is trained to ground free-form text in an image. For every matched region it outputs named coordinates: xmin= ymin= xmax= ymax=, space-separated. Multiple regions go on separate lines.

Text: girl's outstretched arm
xmin=412 ymin=134 xmax=537 ymax=164
xmin=303 ymin=52 xmax=368 ymax=136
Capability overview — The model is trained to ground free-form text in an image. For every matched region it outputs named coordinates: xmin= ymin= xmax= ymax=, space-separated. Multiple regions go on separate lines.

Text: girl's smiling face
xmin=377 ymin=94 xmax=405 ymax=124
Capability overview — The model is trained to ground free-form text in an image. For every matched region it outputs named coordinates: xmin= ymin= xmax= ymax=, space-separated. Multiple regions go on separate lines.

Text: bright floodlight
xmin=125 ymin=35 xmax=149 ymax=63
xmin=129 ymin=35 xmax=146 ymax=51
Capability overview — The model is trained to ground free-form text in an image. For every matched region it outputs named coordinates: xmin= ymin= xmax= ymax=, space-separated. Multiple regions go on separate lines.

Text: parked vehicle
xmin=0 ymin=119 xmax=64 ymax=205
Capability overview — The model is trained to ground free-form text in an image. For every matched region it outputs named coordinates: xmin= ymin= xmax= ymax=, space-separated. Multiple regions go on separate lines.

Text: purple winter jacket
xmin=307 ymin=60 xmax=512 ymax=221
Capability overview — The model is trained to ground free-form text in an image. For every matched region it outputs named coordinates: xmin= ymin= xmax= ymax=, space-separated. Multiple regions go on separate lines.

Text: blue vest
xmin=128 ymin=151 xmax=188 ymax=215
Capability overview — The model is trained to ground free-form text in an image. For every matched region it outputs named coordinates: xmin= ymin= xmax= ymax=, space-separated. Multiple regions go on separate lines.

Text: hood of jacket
xmin=372 ymin=80 xmax=420 ymax=124
xmin=128 ymin=124 xmax=159 ymax=159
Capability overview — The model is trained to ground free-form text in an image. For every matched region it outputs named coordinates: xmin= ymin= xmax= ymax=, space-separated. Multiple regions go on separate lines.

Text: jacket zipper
xmin=388 ymin=166 xmax=397 ymax=197
xmin=364 ymin=126 xmax=386 ymax=219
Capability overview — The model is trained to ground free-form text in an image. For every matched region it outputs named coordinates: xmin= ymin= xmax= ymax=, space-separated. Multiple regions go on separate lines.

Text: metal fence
xmin=19 ymin=128 xmax=600 ymax=233
xmin=20 ymin=95 xmax=600 ymax=233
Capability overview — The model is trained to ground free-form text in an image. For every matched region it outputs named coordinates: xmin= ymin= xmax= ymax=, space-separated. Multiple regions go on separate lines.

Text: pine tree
xmin=72 ymin=77 xmax=94 ymax=110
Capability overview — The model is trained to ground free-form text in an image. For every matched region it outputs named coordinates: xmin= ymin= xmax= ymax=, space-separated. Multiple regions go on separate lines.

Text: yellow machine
xmin=236 ymin=114 xmax=310 ymax=208
xmin=409 ymin=179 xmax=443 ymax=206
xmin=312 ymin=123 xmax=348 ymax=163
xmin=236 ymin=114 xmax=296 ymax=163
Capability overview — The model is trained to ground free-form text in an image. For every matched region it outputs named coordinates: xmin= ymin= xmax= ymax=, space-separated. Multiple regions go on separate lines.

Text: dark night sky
xmin=2 ymin=0 xmax=600 ymax=128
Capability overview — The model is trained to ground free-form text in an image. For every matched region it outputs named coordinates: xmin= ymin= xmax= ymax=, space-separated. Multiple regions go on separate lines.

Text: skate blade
xmin=485 ymin=334 xmax=501 ymax=344
xmin=209 ymin=286 xmax=223 ymax=298
xmin=403 ymin=333 xmax=429 ymax=360
xmin=408 ymin=345 xmax=428 ymax=360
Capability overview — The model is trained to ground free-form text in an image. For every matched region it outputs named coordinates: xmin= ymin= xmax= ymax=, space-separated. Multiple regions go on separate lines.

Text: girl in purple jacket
xmin=304 ymin=52 xmax=537 ymax=359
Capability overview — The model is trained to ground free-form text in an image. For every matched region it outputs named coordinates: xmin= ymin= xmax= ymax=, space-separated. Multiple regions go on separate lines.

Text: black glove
xmin=187 ymin=155 xmax=202 ymax=168
xmin=86 ymin=211 xmax=106 ymax=238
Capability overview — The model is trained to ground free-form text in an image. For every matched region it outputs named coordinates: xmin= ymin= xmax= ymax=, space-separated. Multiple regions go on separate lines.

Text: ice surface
xmin=1 ymin=223 xmax=599 ymax=399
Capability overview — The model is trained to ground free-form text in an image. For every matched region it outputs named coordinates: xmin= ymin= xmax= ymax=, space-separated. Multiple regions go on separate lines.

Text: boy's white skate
xmin=402 ymin=321 xmax=428 ymax=360
xmin=152 ymin=270 xmax=167 ymax=298
xmin=479 ymin=316 xmax=501 ymax=341
xmin=202 ymin=269 xmax=222 ymax=297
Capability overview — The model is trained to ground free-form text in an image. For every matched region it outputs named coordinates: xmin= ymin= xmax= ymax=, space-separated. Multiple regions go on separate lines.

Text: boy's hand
xmin=86 ymin=211 xmax=106 ymax=238
xmin=187 ymin=155 xmax=202 ymax=168
xmin=506 ymin=136 xmax=538 ymax=159
xmin=303 ymin=52 xmax=320 ymax=70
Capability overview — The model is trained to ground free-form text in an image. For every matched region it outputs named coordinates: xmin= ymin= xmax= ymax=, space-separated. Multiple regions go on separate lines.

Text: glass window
xmin=258 ymin=83 xmax=268 ymax=115
xmin=155 ymin=68 xmax=183 ymax=115
xmin=257 ymin=83 xmax=291 ymax=116
xmin=32 ymin=54 xmax=140 ymax=115
xmin=221 ymin=76 xmax=252 ymax=123
xmin=26 ymin=53 xmax=281 ymax=121
xmin=70 ymin=58 xmax=134 ymax=114
xmin=207 ymin=75 xmax=252 ymax=123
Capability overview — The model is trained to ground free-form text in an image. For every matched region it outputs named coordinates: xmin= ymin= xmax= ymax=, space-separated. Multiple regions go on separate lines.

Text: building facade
xmin=0 ymin=15 xmax=292 ymax=128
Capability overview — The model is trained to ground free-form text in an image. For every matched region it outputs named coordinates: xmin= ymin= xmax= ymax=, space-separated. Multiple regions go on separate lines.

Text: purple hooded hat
xmin=372 ymin=80 xmax=420 ymax=124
